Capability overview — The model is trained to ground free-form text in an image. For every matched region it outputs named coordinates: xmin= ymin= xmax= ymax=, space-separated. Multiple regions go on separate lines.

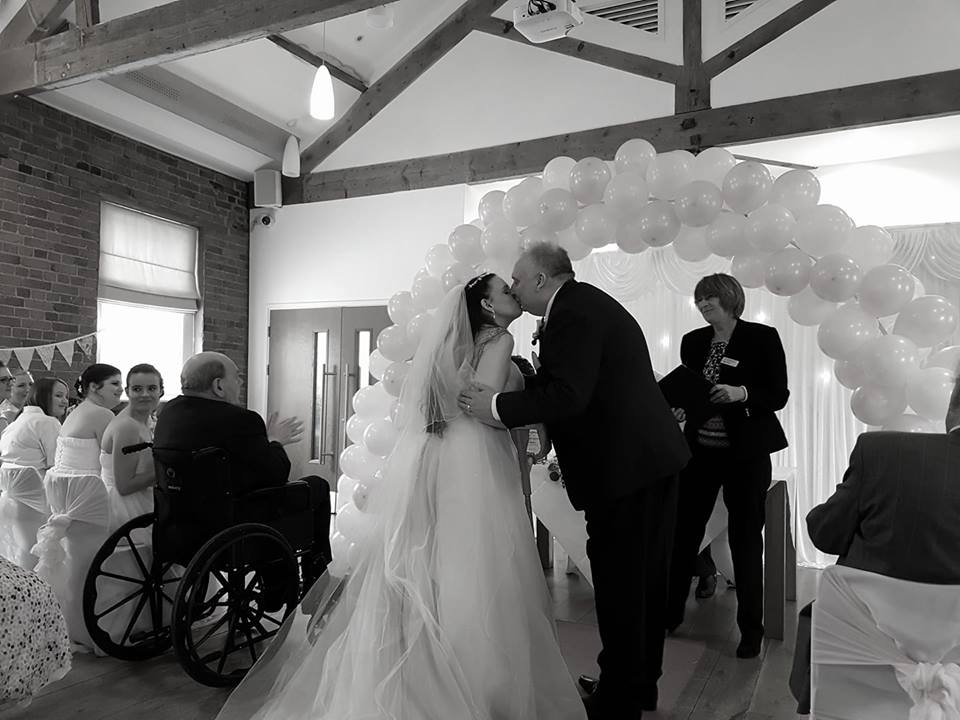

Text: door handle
xmin=318 ymin=363 xmax=337 ymax=463
xmin=340 ymin=363 xmax=359 ymax=457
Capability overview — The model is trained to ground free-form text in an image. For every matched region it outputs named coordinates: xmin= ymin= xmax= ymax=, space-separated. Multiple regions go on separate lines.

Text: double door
xmin=267 ymin=306 xmax=390 ymax=501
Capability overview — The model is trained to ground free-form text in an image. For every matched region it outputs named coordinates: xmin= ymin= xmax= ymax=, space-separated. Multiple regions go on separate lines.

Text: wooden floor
xmin=2 ymin=555 xmax=818 ymax=720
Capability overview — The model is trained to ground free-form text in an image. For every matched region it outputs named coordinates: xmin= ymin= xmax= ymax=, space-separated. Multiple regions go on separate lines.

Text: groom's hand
xmin=458 ymin=383 xmax=497 ymax=424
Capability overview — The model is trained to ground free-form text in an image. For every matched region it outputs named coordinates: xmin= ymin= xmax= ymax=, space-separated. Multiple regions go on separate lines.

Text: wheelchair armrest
xmin=237 ymin=482 xmax=312 ymax=523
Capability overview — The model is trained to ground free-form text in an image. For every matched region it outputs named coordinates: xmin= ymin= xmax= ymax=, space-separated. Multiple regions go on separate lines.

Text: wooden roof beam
xmin=0 ymin=0 xmax=386 ymax=97
xmin=266 ymin=34 xmax=367 ymax=94
xmin=0 ymin=0 xmax=72 ymax=48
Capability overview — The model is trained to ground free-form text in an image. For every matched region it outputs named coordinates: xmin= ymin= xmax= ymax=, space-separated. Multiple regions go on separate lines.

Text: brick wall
xmin=0 ymin=95 xmax=250 ymax=393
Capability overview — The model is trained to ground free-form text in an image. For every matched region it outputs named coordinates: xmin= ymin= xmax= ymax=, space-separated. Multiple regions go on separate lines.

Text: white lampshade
xmin=281 ymin=134 xmax=300 ymax=177
xmin=310 ymin=65 xmax=335 ymax=120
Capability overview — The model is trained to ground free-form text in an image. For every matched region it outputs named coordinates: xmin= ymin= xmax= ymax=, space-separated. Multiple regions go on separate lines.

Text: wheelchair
xmin=82 ymin=443 xmax=318 ymax=687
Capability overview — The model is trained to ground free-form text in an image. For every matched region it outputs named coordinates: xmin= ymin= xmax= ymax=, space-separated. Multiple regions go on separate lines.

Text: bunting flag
xmin=35 ymin=344 xmax=56 ymax=370
xmin=0 ymin=332 xmax=98 ymax=371
xmin=13 ymin=347 xmax=33 ymax=371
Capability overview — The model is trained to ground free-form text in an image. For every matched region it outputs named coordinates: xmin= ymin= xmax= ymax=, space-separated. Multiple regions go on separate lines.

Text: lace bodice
xmin=52 ymin=437 xmax=101 ymax=475
xmin=471 ymin=326 xmax=509 ymax=368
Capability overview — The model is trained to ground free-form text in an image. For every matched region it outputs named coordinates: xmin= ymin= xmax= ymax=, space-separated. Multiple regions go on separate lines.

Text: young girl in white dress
xmin=215 ymin=275 xmax=587 ymax=720
xmin=100 ymin=364 xmax=162 ymax=532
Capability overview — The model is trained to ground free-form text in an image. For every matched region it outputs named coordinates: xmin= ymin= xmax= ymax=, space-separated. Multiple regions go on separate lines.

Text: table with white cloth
xmin=530 ymin=465 xmax=796 ymax=640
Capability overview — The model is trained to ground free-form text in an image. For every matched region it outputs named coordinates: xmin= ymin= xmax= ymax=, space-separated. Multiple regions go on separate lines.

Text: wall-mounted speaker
xmin=254 ymin=169 xmax=282 ymax=208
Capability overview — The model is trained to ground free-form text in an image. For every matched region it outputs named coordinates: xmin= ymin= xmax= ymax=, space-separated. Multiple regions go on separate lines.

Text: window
xmin=97 ymin=202 xmax=200 ymax=399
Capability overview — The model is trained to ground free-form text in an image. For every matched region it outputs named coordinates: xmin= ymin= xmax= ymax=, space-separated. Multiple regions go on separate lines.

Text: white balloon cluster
xmin=330 ymin=138 xmax=960 ymax=573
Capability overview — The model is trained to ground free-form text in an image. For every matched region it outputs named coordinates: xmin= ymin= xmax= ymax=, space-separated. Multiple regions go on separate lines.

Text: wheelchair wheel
xmin=172 ymin=523 xmax=299 ymax=687
xmin=83 ymin=513 xmax=181 ymax=660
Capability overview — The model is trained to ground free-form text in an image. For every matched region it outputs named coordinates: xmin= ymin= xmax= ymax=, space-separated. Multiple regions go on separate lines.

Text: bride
xmin=216 ymin=275 xmax=587 ymax=720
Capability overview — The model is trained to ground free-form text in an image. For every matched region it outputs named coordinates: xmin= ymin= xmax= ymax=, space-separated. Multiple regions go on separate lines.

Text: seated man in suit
xmin=154 ymin=352 xmax=331 ymax=589
xmin=790 ymin=368 xmax=960 ymax=711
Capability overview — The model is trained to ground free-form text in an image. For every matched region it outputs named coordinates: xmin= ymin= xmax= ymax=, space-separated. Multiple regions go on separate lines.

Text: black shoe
xmin=578 ymin=674 xmax=599 ymax=695
xmin=695 ymin=573 xmax=717 ymax=599
xmin=581 ymin=691 xmax=605 ymax=720
xmin=736 ymin=635 xmax=763 ymax=659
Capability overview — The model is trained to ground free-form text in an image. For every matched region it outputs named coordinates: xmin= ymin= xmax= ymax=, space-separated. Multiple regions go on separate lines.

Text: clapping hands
xmin=266 ymin=411 xmax=304 ymax=445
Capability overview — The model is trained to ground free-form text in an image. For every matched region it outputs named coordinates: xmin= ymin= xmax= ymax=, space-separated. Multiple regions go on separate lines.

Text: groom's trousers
xmin=584 ymin=472 xmax=679 ymax=713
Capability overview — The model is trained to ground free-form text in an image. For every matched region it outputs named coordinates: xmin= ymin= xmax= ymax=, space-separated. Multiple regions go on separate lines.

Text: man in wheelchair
xmin=153 ymin=351 xmax=331 ymax=609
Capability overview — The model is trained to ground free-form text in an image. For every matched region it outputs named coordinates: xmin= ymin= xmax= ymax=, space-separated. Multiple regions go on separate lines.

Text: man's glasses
xmin=0 ymin=377 xmax=13 ymax=385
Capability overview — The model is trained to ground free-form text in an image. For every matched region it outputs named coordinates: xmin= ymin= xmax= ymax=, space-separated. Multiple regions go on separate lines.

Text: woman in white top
xmin=0 ymin=370 xmax=33 ymax=429
xmin=100 ymin=364 xmax=162 ymax=532
xmin=0 ymin=362 xmax=13 ymax=435
xmin=35 ymin=363 xmax=121 ymax=651
xmin=0 ymin=378 xmax=69 ymax=568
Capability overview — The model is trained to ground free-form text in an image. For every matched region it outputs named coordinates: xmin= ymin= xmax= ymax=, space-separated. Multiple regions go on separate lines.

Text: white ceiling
xmin=3 ymin=0 xmax=960 ymax=181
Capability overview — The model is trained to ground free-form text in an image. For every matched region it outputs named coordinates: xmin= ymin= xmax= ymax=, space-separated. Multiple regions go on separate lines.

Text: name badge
xmin=720 ymin=357 xmax=740 ymax=368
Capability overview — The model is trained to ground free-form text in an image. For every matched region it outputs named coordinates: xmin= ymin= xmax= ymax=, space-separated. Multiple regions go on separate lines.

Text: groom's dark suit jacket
xmin=496 ymin=280 xmax=690 ymax=510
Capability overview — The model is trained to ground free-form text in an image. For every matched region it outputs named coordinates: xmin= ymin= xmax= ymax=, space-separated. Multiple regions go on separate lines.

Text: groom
xmin=459 ymin=244 xmax=690 ymax=719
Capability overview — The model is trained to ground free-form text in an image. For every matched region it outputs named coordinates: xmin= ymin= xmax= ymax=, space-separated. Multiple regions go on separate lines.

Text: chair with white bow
xmin=0 ymin=465 xmax=49 ymax=570
xmin=812 ymin=564 xmax=960 ymax=720
xmin=33 ymin=473 xmax=110 ymax=651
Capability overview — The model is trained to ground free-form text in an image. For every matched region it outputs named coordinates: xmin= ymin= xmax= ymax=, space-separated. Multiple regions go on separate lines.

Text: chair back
xmin=812 ymin=565 xmax=960 ymax=720
xmin=153 ymin=446 xmax=235 ymax=564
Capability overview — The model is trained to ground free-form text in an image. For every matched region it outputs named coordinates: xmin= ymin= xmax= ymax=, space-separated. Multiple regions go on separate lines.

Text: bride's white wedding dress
xmin=216 ymin=287 xmax=586 ymax=720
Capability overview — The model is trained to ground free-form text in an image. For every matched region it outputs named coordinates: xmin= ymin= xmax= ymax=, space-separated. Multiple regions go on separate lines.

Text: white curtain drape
xmin=512 ymin=225 xmax=959 ymax=567
xmin=98 ymin=202 xmax=199 ymax=310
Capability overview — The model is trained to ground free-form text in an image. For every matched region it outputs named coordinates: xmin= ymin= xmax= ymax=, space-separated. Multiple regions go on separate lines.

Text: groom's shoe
xmin=578 ymin=674 xmax=599 ymax=695
xmin=579 ymin=677 xmax=656 ymax=713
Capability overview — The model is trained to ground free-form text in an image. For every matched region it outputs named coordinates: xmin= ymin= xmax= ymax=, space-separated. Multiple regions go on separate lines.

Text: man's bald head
xmin=181 ymin=352 xmax=241 ymax=405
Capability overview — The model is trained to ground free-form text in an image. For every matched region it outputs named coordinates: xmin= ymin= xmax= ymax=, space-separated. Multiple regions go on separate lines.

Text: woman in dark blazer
xmin=666 ymin=273 xmax=789 ymax=659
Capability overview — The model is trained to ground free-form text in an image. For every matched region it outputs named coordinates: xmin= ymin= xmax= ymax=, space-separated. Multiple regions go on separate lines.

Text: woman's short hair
xmin=26 ymin=377 xmax=69 ymax=417
xmin=126 ymin=363 xmax=164 ymax=395
xmin=464 ymin=273 xmax=496 ymax=338
xmin=694 ymin=273 xmax=746 ymax=319
xmin=76 ymin=363 xmax=122 ymax=398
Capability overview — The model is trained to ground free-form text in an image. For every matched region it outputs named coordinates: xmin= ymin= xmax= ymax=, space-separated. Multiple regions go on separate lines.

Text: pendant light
xmin=309 ymin=22 xmax=335 ymax=120
xmin=281 ymin=133 xmax=300 ymax=176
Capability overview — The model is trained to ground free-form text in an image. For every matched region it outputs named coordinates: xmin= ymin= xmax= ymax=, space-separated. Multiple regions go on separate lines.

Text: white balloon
xmin=543 ymin=156 xmax=577 ymax=190
xmin=381 ymin=361 xmax=410 ymax=397
xmin=411 ymin=274 xmax=444 ymax=311
xmin=646 ymin=150 xmax=695 ymax=201
xmin=704 ymin=213 xmax=750 ymax=258
xmin=478 ymin=190 xmax=506 ymax=226
xmin=628 ymin=200 xmax=680 ymax=248
xmin=425 ymin=244 xmax=454 ymax=278
xmin=405 ymin=311 xmax=433 ymax=345
xmin=722 ymin=161 xmax=773 ymax=214
xmin=615 ymin=139 xmax=656 ymax=176
xmin=859 ymin=264 xmax=916 ymax=318
xmin=743 ymin=203 xmax=795 ymax=253
xmin=764 ymin=247 xmax=813 ymax=296
xmin=858 ymin=334 xmax=919 ymax=388
xmin=503 ymin=176 xmax=544 ymax=228
xmin=339 ymin=445 xmax=382 ymax=483
xmin=377 ymin=324 xmax=414 ymax=362
xmin=368 ymin=349 xmax=391 ymax=381
xmin=834 ymin=358 xmax=867 ymax=390
xmin=602 ymin=172 xmax=649 ymax=220
xmin=674 ymin=181 xmax=724 ymax=227
xmin=520 ymin=225 xmax=559 ymax=251
xmin=536 ymin=188 xmax=578 ymax=231
xmin=794 ymin=205 xmax=854 ymax=257
xmin=351 ymin=483 xmax=371 ymax=512
xmin=337 ymin=501 xmax=374 ymax=542
xmin=558 ymin=226 xmax=593 ymax=260
xmin=893 ymin=295 xmax=960 ymax=348
xmin=851 ymin=383 xmax=907 ymax=426
xmin=448 ymin=224 xmax=484 ymax=265
xmin=809 ymin=253 xmax=863 ymax=303
xmin=817 ymin=302 xmax=881 ymax=360
xmin=882 ymin=414 xmax=940 ymax=433
xmin=788 ymin=287 xmax=836 ymax=326
xmin=907 ymin=367 xmax=955 ymax=421
xmin=731 ymin=252 xmax=769 ymax=289
xmin=387 ymin=291 xmax=415 ymax=327
xmin=345 ymin=413 xmax=370 ymax=445
xmin=692 ymin=148 xmax=737 ymax=188
xmin=925 ymin=345 xmax=960 ymax=371
xmin=770 ymin=169 xmax=821 ymax=216
xmin=352 ymin=382 xmax=393 ymax=419
xmin=363 ymin=418 xmax=399 ymax=457
xmin=844 ymin=225 xmax=897 ymax=272
xmin=480 ymin=220 xmax=522 ymax=261
xmin=569 ymin=157 xmax=612 ymax=205
xmin=672 ymin=226 xmax=711 ymax=262
xmin=441 ymin=262 xmax=473 ymax=292
xmin=575 ymin=204 xmax=618 ymax=248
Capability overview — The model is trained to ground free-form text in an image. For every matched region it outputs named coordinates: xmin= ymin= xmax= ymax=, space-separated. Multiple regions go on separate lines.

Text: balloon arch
xmin=328 ymin=141 xmax=960 ymax=575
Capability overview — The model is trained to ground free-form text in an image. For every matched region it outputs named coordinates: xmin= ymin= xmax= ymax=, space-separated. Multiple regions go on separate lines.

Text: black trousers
xmin=667 ymin=448 xmax=770 ymax=642
xmin=298 ymin=475 xmax=332 ymax=567
xmin=584 ymin=473 xmax=678 ymax=711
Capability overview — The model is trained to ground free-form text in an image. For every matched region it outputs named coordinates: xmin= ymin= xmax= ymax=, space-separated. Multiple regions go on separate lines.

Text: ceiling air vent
xmin=725 ymin=0 xmax=761 ymax=21
xmin=580 ymin=0 xmax=661 ymax=34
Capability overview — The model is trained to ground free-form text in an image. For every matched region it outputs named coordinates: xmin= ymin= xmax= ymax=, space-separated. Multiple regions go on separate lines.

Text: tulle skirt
xmin=215 ymin=417 xmax=586 ymax=720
